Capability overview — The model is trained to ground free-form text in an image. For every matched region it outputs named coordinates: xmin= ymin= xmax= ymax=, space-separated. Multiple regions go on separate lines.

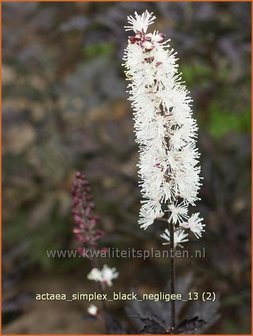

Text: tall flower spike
xmin=71 ymin=172 xmax=105 ymax=255
xmin=123 ymin=11 xmax=204 ymax=246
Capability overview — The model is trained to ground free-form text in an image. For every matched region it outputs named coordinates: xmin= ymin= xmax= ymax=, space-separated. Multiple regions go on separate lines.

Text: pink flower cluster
xmin=71 ymin=172 xmax=104 ymax=255
xmin=129 ymin=31 xmax=165 ymax=50
xmin=128 ymin=30 xmax=165 ymax=66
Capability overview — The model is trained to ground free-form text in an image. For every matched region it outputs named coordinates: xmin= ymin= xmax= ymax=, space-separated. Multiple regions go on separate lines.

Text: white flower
xmin=161 ymin=228 xmax=189 ymax=247
xmin=124 ymin=11 xmax=156 ymax=33
xmin=123 ymin=11 xmax=204 ymax=246
xmin=87 ymin=304 xmax=98 ymax=316
xmin=181 ymin=213 xmax=205 ymax=238
xmin=139 ymin=199 xmax=164 ymax=229
xmin=101 ymin=265 xmax=119 ymax=286
xmin=138 ymin=217 xmax=154 ymax=230
xmin=87 ymin=265 xmax=119 ymax=287
xmin=168 ymin=202 xmax=188 ymax=224
xmin=87 ymin=268 xmax=102 ymax=282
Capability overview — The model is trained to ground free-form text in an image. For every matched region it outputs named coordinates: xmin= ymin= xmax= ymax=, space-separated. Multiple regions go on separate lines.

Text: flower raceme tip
xmin=124 ymin=11 xmax=156 ymax=33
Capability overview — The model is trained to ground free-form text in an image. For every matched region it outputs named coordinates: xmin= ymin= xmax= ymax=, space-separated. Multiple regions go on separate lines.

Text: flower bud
xmin=143 ymin=41 xmax=153 ymax=51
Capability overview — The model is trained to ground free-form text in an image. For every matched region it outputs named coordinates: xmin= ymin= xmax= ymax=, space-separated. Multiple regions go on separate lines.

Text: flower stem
xmin=169 ymin=219 xmax=176 ymax=333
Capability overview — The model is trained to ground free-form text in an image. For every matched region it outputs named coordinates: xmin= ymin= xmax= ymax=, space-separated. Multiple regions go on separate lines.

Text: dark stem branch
xmin=169 ymin=218 xmax=176 ymax=333
xmin=159 ymin=98 xmax=176 ymax=332
xmin=156 ymin=217 xmax=169 ymax=222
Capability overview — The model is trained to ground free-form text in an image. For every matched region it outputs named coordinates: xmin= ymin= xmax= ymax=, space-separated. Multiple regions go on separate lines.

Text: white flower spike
xmin=123 ymin=11 xmax=205 ymax=246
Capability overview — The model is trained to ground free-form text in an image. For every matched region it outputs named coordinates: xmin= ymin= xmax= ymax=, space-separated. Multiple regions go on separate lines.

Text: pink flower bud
xmin=145 ymin=33 xmax=152 ymax=41
xmin=135 ymin=32 xmax=142 ymax=39
xmin=143 ymin=41 xmax=153 ymax=51
xmin=153 ymin=33 xmax=165 ymax=43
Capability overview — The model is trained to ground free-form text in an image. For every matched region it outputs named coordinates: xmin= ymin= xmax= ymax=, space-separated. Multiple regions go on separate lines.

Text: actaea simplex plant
xmin=71 ymin=11 xmax=215 ymax=335
xmin=123 ymin=11 xmax=205 ymax=332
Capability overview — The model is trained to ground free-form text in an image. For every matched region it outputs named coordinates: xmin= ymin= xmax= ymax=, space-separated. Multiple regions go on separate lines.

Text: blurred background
xmin=2 ymin=2 xmax=251 ymax=334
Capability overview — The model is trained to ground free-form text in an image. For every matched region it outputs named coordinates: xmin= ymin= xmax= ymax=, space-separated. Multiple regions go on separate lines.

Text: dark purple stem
xmin=169 ymin=217 xmax=176 ymax=333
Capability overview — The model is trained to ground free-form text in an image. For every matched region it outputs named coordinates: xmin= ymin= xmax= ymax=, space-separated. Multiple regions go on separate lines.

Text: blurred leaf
xmin=208 ymin=101 xmax=250 ymax=138
xmin=83 ymin=42 xmax=114 ymax=60
xmin=181 ymin=63 xmax=211 ymax=87
xmin=176 ymin=316 xmax=206 ymax=334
